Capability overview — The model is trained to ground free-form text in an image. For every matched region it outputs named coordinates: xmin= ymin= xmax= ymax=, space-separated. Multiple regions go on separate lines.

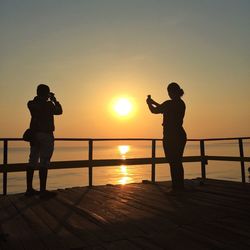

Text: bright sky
xmin=0 ymin=0 xmax=249 ymax=139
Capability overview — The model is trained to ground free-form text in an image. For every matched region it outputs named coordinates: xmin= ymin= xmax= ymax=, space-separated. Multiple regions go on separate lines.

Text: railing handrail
xmin=1 ymin=136 xmax=250 ymax=142
xmin=1 ymin=136 xmax=249 ymax=195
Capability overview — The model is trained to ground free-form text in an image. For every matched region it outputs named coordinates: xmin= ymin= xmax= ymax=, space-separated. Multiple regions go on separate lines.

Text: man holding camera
xmin=26 ymin=84 xmax=62 ymax=198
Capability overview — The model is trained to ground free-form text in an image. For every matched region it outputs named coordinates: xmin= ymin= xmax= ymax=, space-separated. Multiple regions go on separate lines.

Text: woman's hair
xmin=167 ymin=82 xmax=184 ymax=97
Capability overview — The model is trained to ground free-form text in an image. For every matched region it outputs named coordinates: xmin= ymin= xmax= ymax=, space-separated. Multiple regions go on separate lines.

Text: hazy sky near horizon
xmin=0 ymin=0 xmax=249 ymax=139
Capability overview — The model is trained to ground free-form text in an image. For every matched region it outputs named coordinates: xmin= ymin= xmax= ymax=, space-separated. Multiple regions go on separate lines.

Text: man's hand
xmin=50 ymin=93 xmax=57 ymax=102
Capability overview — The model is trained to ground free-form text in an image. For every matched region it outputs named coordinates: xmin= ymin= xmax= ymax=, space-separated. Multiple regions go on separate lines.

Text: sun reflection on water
xmin=117 ymin=145 xmax=133 ymax=185
xmin=118 ymin=176 xmax=132 ymax=185
xmin=120 ymin=165 xmax=127 ymax=174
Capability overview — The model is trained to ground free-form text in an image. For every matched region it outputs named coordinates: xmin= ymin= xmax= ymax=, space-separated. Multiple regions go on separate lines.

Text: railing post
xmin=238 ymin=138 xmax=245 ymax=183
xmin=88 ymin=139 xmax=93 ymax=187
xmin=151 ymin=139 xmax=156 ymax=183
xmin=200 ymin=140 xmax=206 ymax=180
xmin=3 ymin=139 xmax=8 ymax=195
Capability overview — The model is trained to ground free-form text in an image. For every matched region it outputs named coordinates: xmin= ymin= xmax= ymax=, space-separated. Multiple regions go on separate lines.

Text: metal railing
xmin=1 ymin=137 xmax=250 ymax=195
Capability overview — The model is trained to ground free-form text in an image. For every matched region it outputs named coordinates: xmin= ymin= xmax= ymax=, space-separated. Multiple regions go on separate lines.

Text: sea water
xmin=1 ymin=140 xmax=250 ymax=194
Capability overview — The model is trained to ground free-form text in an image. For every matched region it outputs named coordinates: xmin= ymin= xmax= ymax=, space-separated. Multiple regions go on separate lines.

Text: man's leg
xmin=25 ymin=141 xmax=39 ymax=196
xmin=38 ymin=132 xmax=55 ymax=198
xmin=39 ymin=167 xmax=48 ymax=192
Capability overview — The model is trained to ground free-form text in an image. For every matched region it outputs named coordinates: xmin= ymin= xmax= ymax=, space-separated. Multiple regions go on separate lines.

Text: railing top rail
xmin=0 ymin=136 xmax=250 ymax=142
xmin=195 ymin=137 xmax=250 ymax=141
xmin=0 ymin=138 xmax=154 ymax=142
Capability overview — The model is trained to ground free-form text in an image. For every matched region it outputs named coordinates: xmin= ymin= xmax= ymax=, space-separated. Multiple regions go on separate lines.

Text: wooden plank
xmin=91 ymin=182 xmax=250 ymax=248
xmin=56 ymin=188 xmax=153 ymax=241
xmin=94 ymin=182 xmax=241 ymax=249
xmin=55 ymin=188 xmax=128 ymax=243
xmin=179 ymin=188 xmax=250 ymax=216
xmin=143 ymin=229 xmax=223 ymax=250
xmin=25 ymin=195 xmax=85 ymax=250
xmin=195 ymin=184 xmax=250 ymax=202
xmin=91 ymin=184 xmax=204 ymax=223
xmin=92 ymin=184 xmax=237 ymax=235
xmin=90 ymin=186 xmax=182 ymax=221
xmin=57 ymin=186 xmax=179 ymax=240
xmin=214 ymin=216 xmax=250 ymax=235
xmin=40 ymin=194 xmax=104 ymax=248
xmin=0 ymin=196 xmax=22 ymax=250
xmin=1 ymin=180 xmax=250 ymax=249
xmin=77 ymin=185 xmax=219 ymax=241
xmin=193 ymin=181 xmax=250 ymax=208
xmin=183 ymin=221 xmax=250 ymax=249
xmin=203 ymin=178 xmax=250 ymax=191
xmin=75 ymin=186 xmax=178 ymax=227
xmin=0 ymin=195 xmax=45 ymax=250
xmin=128 ymin=236 xmax=164 ymax=250
xmin=8 ymin=194 xmax=69 ymax=250
xmin=173 ymin=227 xmax=234 ymax=250
xmin=103 ymin=239 xmax=139 ymax=250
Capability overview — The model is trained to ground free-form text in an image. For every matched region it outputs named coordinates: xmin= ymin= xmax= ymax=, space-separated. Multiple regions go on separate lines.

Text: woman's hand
xmin=146 ymin=95 xmax=152 ymax=104
xmin=147 ymin=96 xmax=159 ymax=107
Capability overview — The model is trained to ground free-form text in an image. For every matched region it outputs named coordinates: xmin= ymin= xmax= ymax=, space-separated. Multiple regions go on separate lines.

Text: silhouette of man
xmin=147 ymin=82 xmax=187 ymax=191
xmin=25 ymin=84 xmax=62 ymax=198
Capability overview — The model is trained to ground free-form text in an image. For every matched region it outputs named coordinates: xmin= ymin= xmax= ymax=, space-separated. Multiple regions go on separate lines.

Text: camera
xmin=49 ymin=92 xmax=55 ymax=98
xmin=49 ymin=92 xmax=56 ymax=102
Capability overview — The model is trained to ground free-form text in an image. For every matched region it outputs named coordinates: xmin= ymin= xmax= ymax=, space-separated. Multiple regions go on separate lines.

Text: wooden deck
xmin=1 ymin=179 xmax=250 ymax=250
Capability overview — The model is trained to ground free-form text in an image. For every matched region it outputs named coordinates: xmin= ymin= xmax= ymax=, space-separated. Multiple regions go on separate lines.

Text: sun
xmin=114 ymin=98 xmax=133 ymax=117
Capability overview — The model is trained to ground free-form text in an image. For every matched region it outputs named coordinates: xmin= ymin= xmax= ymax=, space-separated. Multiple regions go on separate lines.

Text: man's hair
xmin=37 ymin=84 xmax=50 ymax=97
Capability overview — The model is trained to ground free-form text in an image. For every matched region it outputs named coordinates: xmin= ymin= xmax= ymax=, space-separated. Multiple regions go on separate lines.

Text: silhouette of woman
xmin=147 ymin=82 xmax=187 ymax=190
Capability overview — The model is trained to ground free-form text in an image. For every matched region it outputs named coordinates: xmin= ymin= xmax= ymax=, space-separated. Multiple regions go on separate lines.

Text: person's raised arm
xmin=50 ymin=94 xmax=63 ymax=115
xmin=146 ymin=96 xmax=164 ymax=114
xmin=27 ymin=99 xmax=41 ymax=116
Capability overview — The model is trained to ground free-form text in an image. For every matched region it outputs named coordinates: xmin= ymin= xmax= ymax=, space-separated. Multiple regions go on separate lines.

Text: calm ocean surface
xmin=1 ymin=140 xmax=250 ymax=194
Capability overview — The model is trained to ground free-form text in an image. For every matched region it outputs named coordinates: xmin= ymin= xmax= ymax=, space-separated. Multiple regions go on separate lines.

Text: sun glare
xmin=118 ymin=145 xmax=130 ymax=159
xmin=114 ymin=98 xmax=132 ymax=117
xmin=118 ymin=145 xmax=130 ymax=155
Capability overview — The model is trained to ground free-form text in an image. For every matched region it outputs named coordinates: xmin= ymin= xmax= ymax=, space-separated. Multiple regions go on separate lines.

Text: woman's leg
xmin=175 ymin=137 xmax=186 ymax=189
xmin=163 ymin=137 xmax=186 ymax=190
xmin=175 ymin=162 xmax=184 ymax=189
xmin=163 ymin=140 xmax=178 ymax=188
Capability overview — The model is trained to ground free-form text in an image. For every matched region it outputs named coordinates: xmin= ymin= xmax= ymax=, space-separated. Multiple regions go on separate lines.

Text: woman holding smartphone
xmin=146 ymin=82 xmax=187 ymax=191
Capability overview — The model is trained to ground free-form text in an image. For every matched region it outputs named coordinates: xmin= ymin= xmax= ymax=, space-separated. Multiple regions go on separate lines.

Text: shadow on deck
xmin=1 ymin=179 xmax=250 ymax=250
